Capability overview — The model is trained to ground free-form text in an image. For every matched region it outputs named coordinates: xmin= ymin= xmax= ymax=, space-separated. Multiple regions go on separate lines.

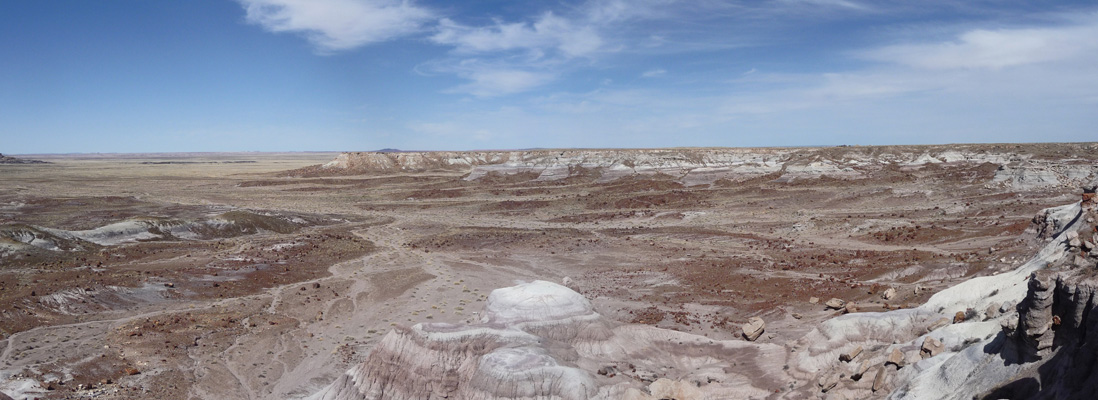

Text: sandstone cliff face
xmin=311 ymin=144 xmax=1098 ymax=189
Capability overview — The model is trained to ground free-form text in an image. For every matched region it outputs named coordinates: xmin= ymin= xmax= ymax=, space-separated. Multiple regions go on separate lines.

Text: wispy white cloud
xmin=778 ymin=0 xmax=870 ymax=11
xmin=438 ymin=62 xmax=557 ymax=97
xmin=431 ymin=13 xmax=603 ymax=58
xmin=863 ymin=16 xmax=1098 ymax=70
xmin=408 ymin=12 xmax=1098 ymax=148
xmin=237 ymin=0 xmax=434 ymax=51
xmin=424 ymin=0 xmax=681 ymax=96
xmin=641 ymin=68 xmax=666 ymax=77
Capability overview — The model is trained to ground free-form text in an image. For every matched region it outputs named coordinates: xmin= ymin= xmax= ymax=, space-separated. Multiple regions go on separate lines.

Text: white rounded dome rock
xmin=483 ymin=280 xmax=596 ymax=325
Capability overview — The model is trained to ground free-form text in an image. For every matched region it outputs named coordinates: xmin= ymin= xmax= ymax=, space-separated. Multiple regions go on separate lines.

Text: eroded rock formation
xmin=306 ymin=145 xmax=1098 ymax=189
xmin=309 ymin=281 xmax=787 ymax=399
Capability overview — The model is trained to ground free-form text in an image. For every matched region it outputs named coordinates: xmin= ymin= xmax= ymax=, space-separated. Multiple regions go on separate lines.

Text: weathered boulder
xmin=985 ymin=302 xmax=1001 ymax=319
xmin=920 ymin=336 xmax=945 ymax=359
xmin=818 ymin=372 xmax=839 ymax=392
xmin=886 ymin=348 xmax=906 ymax=368
xmin=825 ymin=298 xmax=845 ymax=310
xmin=741 ymin=316 xmax=766 ymax=341
xmin=872 ymin=366 xmax=888 ymax=392
xmin=839 ymin=345 xmax=862 ymax=362
xmin=851 ymin=360 xmax=870 ymax=381
xmin=953 ymin=310 xmax=966 ymax=323
xmin=926 ymin=317 xmax=950 ymax=332
xmin=881 ymin=287 xmax=896 ymax=300
xmin=844 ymin=302 xmax=858 ymax=314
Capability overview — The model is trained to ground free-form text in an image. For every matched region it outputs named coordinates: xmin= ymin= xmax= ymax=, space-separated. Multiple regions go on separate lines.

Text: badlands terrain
xmin=1 ymin=144 xmax=1097 ymax=399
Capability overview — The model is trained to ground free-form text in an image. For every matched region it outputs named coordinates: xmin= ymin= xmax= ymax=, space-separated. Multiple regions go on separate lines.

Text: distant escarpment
xmin=292 ymin=144 xmax=1098 ymax=190
xmin=0 ymin=153 xmax=47 ymax=164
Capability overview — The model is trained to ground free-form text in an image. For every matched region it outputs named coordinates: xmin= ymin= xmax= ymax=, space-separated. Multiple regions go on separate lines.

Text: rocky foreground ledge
xmin=301 ymin=144 xmax=1098 ymax=190
xmin=308 ymin=182 xmax=1098 ymax=399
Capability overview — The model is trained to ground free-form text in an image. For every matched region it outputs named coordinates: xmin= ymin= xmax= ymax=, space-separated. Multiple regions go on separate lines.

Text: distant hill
xmin=0 ymin=153 xmax=48 ymax=164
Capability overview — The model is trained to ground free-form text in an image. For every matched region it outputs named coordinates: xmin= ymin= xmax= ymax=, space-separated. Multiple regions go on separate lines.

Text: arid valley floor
xmin=2 ymin=144 xmax=1098 ymax=399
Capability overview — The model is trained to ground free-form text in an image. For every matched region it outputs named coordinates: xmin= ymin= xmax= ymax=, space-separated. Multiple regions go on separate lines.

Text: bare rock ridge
xmin=0 ymin=210 xmax=331 ymax=259
xmin=305 ymin=144 xmax=1098 ymax=189
xmin=0 ymin=153 xmax=48 ymax=164
xmin=309 ymin=182 xmax=1098 ymax=399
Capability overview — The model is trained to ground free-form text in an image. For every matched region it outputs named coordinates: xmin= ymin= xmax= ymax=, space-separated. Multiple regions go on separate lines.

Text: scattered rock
xmin=825 ymin=298 xmax=845 ymax=310
xmin=1067 ymin=231 xmax=1081 ymax=248
xmin=926 ymin=317 xmax=950 ymax=332
xmin=886 ymin=348 xmax=905 ymax=368
xmin=881 ymin=287 xmax=896 ymax=300
xmin=953 ymin=311 xmax=966 ymax=324
xmin=124 ymin=367 xmax=141 ymax=376
xmin=164 ymin=282 xmax=175 ymax=288
xmin=851 ymin=360 xmax=870 ymax=381
xmin=741 ymin=316 xmax=765 ymax=341
xmin=597 ymin=366 xmax=617 ymax=377
xmin=839 ymin=346 xmax=862 ymax=362
xmin=921 ymin=336 xmax=945 ymax=359
xmin=844 ymin=302 xmax=858 ymax=314
xmin=809 ymin=297 xmax=819 ymax=304
xmin=872 ymin=366 xmax=888 ymax=392
xmin=986 ymin=302 xmax=1001 ymax=319
xmin=818 ymin=372 xmax=839 ymax=392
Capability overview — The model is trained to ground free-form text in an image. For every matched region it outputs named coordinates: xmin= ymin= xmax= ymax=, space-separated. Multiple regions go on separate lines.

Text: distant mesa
xmin=291 ymin=143 xmax=1098 ymax=190
xmin=0 ymin=153 xmax=48 ymax=164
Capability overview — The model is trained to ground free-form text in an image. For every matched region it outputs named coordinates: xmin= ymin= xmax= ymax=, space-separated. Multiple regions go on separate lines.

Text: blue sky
xmin=2 ymin=0 xmax=1096 ymax=153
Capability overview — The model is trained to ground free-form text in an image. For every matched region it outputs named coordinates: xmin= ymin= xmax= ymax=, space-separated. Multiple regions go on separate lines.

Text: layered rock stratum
xmin=304 ymin=144 xmax=1098 ymax=190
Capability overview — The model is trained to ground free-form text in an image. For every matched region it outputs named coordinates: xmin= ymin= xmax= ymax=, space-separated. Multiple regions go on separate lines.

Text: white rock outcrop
xmin=308 ymin=281 xmax=787 ymax=400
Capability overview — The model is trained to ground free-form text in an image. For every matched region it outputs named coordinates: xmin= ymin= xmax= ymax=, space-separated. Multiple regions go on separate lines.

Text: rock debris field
xmin=1 ymin=144 xmax=1097 ymax=399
